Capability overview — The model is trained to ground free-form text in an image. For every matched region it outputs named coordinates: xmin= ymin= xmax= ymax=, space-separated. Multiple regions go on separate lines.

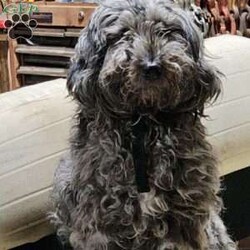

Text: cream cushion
xmin=0 ymin=35 xmax=249 ymax=249
xmin=0 ymin=80 xmax=73 ymax=249
xmin=204 ymin=35 xmax=250 ymax=175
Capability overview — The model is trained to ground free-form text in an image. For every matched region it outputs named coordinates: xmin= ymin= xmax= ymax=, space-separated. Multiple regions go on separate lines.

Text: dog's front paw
xmin=206 ymin=211 xmax=237 ymax=250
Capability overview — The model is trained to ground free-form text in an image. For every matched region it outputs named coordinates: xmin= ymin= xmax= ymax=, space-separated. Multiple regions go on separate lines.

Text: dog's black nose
xmin=142 ymin=62 xmax=162 ymax=80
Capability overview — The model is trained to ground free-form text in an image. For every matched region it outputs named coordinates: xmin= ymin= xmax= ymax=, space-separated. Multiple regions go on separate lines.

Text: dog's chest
xmin=128 ymin=124 xmax=177 ymax=215
xmin=128 ymin=116 xmax=176 ymax=191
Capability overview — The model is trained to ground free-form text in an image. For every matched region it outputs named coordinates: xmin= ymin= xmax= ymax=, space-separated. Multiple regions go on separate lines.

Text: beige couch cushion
xmin=0 ymin=79 xmax=74 ymax=249
xmin=204 ymin=35 xmax=250 ymax=175
xmin=0 ymin=35 xmax=249 ymax=249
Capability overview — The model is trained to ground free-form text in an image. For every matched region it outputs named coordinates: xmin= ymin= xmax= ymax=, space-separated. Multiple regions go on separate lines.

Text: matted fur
xmin=50 ymin=0 xmax=237 ymax=249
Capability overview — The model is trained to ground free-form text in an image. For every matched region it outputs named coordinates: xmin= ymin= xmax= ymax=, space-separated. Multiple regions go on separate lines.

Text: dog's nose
xmin=142 ymin=62 xmax=162 ymax=80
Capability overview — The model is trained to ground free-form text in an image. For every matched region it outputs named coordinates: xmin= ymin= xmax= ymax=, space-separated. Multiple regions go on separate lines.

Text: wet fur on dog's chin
xmin=50 ymin=0 xmax=237 ymax=249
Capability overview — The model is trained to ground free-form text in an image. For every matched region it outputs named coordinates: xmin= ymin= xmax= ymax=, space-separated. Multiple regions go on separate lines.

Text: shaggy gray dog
xmin=51 ymin=0 xmax=237 ymax=249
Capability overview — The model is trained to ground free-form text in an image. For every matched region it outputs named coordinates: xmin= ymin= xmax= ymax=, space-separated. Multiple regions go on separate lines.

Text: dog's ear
xmin=178 ymin=9 xmax=222 ymax=112
xmin=194 ymin=59 xmax=222 ymax=113
xmin=66 ymin=7 xmax=110 ymax=105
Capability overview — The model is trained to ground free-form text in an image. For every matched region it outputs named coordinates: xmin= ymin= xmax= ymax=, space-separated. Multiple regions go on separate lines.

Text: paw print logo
xmin=4 ymin=13 xmax=37 ymax=40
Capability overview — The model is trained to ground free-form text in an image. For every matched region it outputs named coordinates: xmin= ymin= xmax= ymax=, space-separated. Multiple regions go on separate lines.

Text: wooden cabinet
xmin=7 ymin=2 xmax=97 ymax=89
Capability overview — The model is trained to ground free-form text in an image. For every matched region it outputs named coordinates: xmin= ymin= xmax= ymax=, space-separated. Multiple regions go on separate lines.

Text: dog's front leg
xmin=205 ymin=210 xmax=237 ymax=250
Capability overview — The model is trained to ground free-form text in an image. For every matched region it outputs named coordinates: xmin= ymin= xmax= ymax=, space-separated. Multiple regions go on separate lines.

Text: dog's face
xmin=68 ymin=0 xmax=221 ymax=114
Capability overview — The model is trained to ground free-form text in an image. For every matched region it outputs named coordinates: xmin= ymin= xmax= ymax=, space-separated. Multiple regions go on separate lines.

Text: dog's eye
xmin=157 ymin=29 xmax=171 ymax=38
xmin=120 ymin=28 xmax=131 ymax=39
xmin=169 ymin=28 xmax=186 ymax=38
xmin=108 ymin=36 xmax=121 ymax=45
xmin=107 ymin=28 xmax=129 ymax=45
xmin=157 ymin=26 xmax=185 ymax=38
xmin=125 ymin=49 xmax=131 ymax=60
xmin=157 ymin=27 xmax=184 ymax=39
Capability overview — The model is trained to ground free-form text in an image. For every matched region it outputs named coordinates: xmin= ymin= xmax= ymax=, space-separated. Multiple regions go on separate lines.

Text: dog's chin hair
xmin=121 ymin=85 xmax=180 ymax=110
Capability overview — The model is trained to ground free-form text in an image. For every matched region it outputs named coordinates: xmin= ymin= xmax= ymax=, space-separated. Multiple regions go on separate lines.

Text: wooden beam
xmin=64 ymin=31 xmax=81 ymax=37
xmin=17 ymin=66 xmax=68 ymax=77
xmin=32 ymin=28 xmax=65 ymax=37
xmin=16 ymin=45 xmax=74 ymax=58
xmin=65 ymin=28 xmax=82 ymax=37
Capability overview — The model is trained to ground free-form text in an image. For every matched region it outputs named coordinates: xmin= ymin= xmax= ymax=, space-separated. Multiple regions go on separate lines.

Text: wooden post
xmin=8 ymin=38 xmax=20 ymax=90
xmin=0 ymin=34 xmax=9 ymax=93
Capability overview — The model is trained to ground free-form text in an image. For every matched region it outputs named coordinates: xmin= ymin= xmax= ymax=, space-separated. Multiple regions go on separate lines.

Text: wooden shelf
xmin=32 ymin=28 xmax=65 ymax=37
xmin=17 ymin=66 xmax=68 ymax=77
xmin=16 ymin=44 xmax=74 ymax=58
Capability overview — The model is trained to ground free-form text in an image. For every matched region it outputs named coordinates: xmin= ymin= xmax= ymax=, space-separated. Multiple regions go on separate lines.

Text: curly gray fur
xmin=50 ymin=0 xmax=237 ymax=249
